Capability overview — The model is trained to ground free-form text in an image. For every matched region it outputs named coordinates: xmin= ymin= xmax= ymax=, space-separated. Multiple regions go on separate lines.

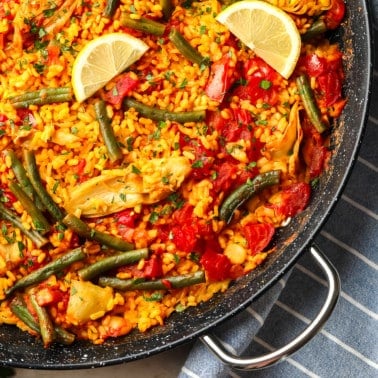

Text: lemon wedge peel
xmin=216 ymin=0 xmax=301 ymax=79
xmin=71 ymin=33 xmax=149 ymax=103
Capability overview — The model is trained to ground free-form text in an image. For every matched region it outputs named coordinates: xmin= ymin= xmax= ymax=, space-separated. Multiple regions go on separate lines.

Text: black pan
xmin=0 ymin=0 xmax=372 ymax=369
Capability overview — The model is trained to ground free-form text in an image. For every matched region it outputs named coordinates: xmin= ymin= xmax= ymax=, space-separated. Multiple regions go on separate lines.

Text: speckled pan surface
xmin=0 ymin=0 xmax=372 ymax=370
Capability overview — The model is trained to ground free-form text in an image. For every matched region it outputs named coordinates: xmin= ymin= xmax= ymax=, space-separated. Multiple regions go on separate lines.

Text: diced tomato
xmin=21 ymin=251 xmax=50 ymax=273
xmin=205 ymin=54 xmax=237 ymax=102
xmin=0 ymin=1 xmax=14 ymax=20
xmin=233 ymin=57 xmax=279 ymax=105
xmin=0 ymin=185 xmax=17 ymax=206
xmin=200 ymin=248 xmax=232 ymax=281
xmin=232 ymin=108 xmax=253 ymax=125
xmin=35 ymin=286 xmax=63 ymax=307
xmin=161 ymin=279 xmax=172 ymax=289
xmin=184 ymin=140 xmax=215 ymax=180
xmin=303 ymin=52 xmax=344 ymax=107
xmin=143 ymin=255 xmax=163 ymax=279
xmin=302 ymin=119 xmax=329 ymax=178
xmin=304 ymin=54 xmax=328 ymax=77
xmin=104 ymin=72 xmax=139 ymax=106
xmin=0 ymin=114 xmax=8 ymax=124
xmin=171 ymin=223 xmax=198 ymax=253
xmin=16 ymin=109 xmax=37 ymax=128
xmin=317 ymin=70 xmax=343 ymax=107
xmin=68 ymin=232 xmax=81 ymax=249
xmin=46 ymin=45 xmax=60 ymax=65
xmin=172 ymin=203 xmax=194 ymax=224
xmin=115 ymin=209 xmax=139 ymax=243
xmin=74 ymin=159 xmax=89 ymax=183
xmin=275 ymin=182 xmax=311 ymax=217
xmin=115 ymin=209 xmax=139 ymax=228
xmin=169 ymin=204 xmax=214 ymax=252
xmin=75 ymin=158 xmax=86 ymax=174
xmin=117 ymin=226 xmax=135 ymax=243
xmin=243 ymin=223 xmax=275 ymax=255
xmin=212 ymin=161 xmax=238 ymax=194
xmin=323 ymin=0 xmax=345 ymax=30
xmin=206 ymin=110 xmax=226 ymax=133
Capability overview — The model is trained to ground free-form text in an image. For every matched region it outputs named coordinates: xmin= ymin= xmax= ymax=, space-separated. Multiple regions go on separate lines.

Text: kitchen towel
xmin=180 ymin=4 xmax=378 ymax=378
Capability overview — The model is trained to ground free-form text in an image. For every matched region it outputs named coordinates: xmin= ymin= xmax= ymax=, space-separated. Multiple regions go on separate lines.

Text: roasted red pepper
xmin=205 ymin=54 xmax=236 ymax=102
xmin=274 ymin=182 xmax=311 ymax=218
xmin=323 ymin=0 xmax=346 ymax=30
xmin=243 ymin=222 xmax=275 ymax=255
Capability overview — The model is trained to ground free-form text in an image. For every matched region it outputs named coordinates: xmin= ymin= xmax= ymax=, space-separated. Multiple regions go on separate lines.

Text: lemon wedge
xmin=216 ymin=0 xmax=301 ymax=79
xmin=71 ymin=33 xmax=149 ymax=102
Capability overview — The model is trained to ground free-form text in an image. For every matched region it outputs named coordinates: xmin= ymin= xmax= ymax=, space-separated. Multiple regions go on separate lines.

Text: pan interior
xmin=0 ymin=0 xmax=372 ymax=369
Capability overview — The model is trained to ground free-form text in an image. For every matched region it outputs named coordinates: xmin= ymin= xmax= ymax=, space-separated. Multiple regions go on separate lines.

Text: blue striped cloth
xmin=179 ymin=8 xmax=378 ymax=378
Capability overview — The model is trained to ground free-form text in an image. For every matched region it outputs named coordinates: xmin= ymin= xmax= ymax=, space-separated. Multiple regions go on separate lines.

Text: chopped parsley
xmin=191 ymin=159 xmax=204 ymax=168
xmin=260 ymin=79 xmax=272 ymax=90
xmin=131 ymin=165 xmax=141 ymax=174
xmin=149 ymin=211 xmax=159 ymax=224
xmin=144 ymin=292 xmax=164 ymax=302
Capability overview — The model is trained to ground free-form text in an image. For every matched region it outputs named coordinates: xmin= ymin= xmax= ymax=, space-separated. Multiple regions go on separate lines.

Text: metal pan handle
xmin=200 ymin=245 xmax=340 ymax=370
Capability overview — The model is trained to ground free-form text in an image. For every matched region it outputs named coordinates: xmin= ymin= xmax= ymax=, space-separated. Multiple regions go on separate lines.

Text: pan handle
xmin=200 ymin=245 xmax=340 ymax=370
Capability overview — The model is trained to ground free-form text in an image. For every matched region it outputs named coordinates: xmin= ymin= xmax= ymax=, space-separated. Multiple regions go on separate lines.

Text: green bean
xmin=53 ymin=326 xmax=75 ymax=345
xmin=121 ymin=14 xmax=166 ymax=36
xmin=94 ymin=100 xmax=122 ymax=162
xmin=10 ymin=295 xmax=40 ymax=333
xmin=78 ymin=248 xmax=149 ymax=280
xmin=6 ymin=150 xmax=44 ymax=211
xmin=0 ymin=202 xmax=48 ymax=248
xmin=103 ymin=0 xmax=120 ymax=17
xmin=168 ymin=28 xmax=209 ymax=67
xmin=296 ymin=74 xmax=328 ymax=133
xmin=23 ymin=150 xmax=66 ymax=222
xmin=123 ymin=97 xmax=206 ymax=123
xmin=219 ymin=170 xmax=281 ymax=224
xmin=29 ymin=290 xmax=54 ymax=347
xmin=62 ymin=213 xmax=135 ymax=251
xmin=302 ymin=19 xmax=327 ymax=41
xmin=9 ymin=87 xmax=73 ymax=109
xmin=9 ymin=182 xmax=51 ymax=234
xmin=5 ymin=247 xmax=86 ymax=297
xmin=99 ymin=270 xmax=205 ymax=291
xmin=160 ymin=0 xmax=174 ymax=20
xmin=10 ymin=296 xmax=75 ymax=345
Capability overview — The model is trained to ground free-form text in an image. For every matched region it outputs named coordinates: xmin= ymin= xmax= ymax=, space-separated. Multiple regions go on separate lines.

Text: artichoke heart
xmin=66 ymin=280 xmax=114 ymax=324
xmin=264 ymin=101 xmax=303 ymax=176
xmin=65 ymin=156 xmax=192 ymax=217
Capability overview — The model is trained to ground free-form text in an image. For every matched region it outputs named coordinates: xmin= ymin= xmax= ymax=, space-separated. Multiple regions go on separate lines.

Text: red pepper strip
xmin=205 ymin=55 xmax=235 ymax=102
xmin=243 ymin=223 xmax=275 ymax=255
xmin=143 ymin=256 xmax=163 ymax=279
